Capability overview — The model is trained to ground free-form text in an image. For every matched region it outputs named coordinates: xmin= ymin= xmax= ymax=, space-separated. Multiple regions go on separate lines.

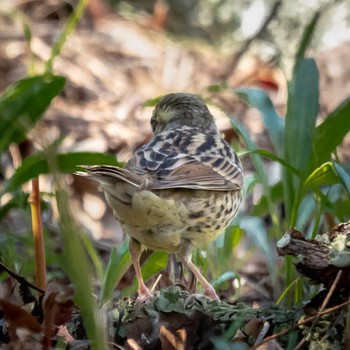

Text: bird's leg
xmin=129 ymin=238 xmax=152 ymax=302
xmin=178 ymin=245 xmax=219 ymax=300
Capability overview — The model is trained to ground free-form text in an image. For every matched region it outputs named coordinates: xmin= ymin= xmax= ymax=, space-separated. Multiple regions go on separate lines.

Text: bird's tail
xmin=76 ymin=165 xmax=142 ymax=187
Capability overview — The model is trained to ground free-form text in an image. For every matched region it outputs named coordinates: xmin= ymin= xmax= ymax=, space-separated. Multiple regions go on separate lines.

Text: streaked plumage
xmin=80 ymin=93 xmax=244 ymax=301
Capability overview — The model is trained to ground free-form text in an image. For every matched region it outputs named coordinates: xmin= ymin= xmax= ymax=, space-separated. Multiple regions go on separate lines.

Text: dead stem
xmin=29 ymin=177 xmax=46 ymax=290
xmin=251 ymin=298 xmax=350 ymax=350
xmin=294 ymin=270 xmax=343 ymax=350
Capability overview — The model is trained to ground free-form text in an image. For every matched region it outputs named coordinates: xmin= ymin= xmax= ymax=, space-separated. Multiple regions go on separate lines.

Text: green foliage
xmin=312 ymin=98 xmax=350 ymax=168
xmin=55 ymin=188 xmax=107 ymax=348
xmin=122 ymin=251 xmax=169 ymax=297
xmin=0 ymin=0 xmax=111 ymax=348
xmin=0 ymin=75 xmax=65 ymax=152
xmin=224 ymin=12 xmax=350 ymax=304
xmin=100 ymin=243 xmax=131 ymax=305
xmin=234 ymin=87 xmax=284 ymax=152
xmin=0 ymin=4 xmax=350 ymax=347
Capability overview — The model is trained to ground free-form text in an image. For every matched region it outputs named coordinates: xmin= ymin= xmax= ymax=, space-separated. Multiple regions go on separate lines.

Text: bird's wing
xmin=126 ymin=128 xmax=244 ymax=191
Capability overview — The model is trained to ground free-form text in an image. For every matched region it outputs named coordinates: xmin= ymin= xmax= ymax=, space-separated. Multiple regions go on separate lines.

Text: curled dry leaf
xmin=42 ymin=283 xmax=75 ymax=328
xmin=0 ymin=299 xmax=42 ymax=340
xmin=42 ymin=283 xmax=75 ymax=344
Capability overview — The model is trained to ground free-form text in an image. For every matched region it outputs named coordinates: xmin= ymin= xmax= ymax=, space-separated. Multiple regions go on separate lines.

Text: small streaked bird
xmin=80 ymin=93 xmax=244 ymax=301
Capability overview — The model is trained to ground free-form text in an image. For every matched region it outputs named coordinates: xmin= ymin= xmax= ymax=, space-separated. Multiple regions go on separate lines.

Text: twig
xmin=219 ymin=0 xmax=282 ymax=80
xmin=0 ymin=261 xmax=45 ymax=294
xmin=250 ymin=299 xmax=350 ymax=349
xmin=150 ymin=274 xmax=163 ymax=293
xmin=344 ymin=296 xmax=350 ymax=350
xmin=254 ymin=321 xmax=270 ymax=345
xmin=295 ymin=270 xmax=343 ymax=350
xmin=29 ymin=178 xmax=47 ymax=290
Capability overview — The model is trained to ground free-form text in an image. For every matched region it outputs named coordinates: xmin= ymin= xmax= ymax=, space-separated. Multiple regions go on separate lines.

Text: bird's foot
xmin=204 ymin=286 xmax=220 ymax=300
xmin=135 ymin=284 xmax=153 ymax=303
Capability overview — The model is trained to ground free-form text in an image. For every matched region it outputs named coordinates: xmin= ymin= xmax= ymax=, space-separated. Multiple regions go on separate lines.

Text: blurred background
xmin=1 ymin=0 xmax=350 ymax=306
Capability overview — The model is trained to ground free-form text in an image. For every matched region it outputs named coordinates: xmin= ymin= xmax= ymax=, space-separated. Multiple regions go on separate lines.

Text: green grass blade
xmin=56 ymin=188 xmax=107 ymax=349
xmin=229 ymin=115 xmax=280 ymax=232
xmin=0 ymin=75 xmax=65 ymax=152
xmin=100 ymin=242 xmax=131 ymax=305
xmin=80 ymin=233 xmax=104 ymax=281
xmin=241 ymin=148 xmax=300 ymax=176
xmin=294 ymin=12 xmax=320 ymax=72
xmin=234 ymin=87 xmax=284 ymax=152
xmin=45 ymin=0 xmax=89 ymax=72
xmin=276 ymin=278 xmax=299 ymax=305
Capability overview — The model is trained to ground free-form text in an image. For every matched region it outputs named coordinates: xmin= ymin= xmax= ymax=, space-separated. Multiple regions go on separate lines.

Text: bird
xmin=79 ymin=93 xmax=244 ymax=301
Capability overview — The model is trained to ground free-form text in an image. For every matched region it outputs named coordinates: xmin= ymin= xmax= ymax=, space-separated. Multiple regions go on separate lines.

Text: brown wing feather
xmin=151 ymin=161 xmax=241 ymax=190
xmin=126 ymin=127 xmax=244 ymax=191
xmin=81 ymin=128 xmax=243 ymax=192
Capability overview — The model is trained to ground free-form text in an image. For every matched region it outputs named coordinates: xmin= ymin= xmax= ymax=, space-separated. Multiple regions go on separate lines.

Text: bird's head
xmin=150 ymin=93 xmax=218 ymax=135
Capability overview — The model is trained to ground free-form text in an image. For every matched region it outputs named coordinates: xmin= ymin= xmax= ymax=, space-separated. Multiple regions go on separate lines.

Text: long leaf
xmin=312 ymin=98 xmax=350 ymax=168
xmin=234 ymin=87 xmax=284 ymax=152
xmin=284 ymin=58 xmax=319 ymax=224
xmin=294 ymin=12 xmax=320 ymax=73
xmin=334 ymin=163 xmax=350 ymax=198
xmin=0 ymin=75 xmax=65 ymax=152
xmin=229 ymin=115 xmax=280 ymax=231
xmin=285 ymin=58 xmax=319 ymax=177
xmin=303 ymin=162 xmax=340 ymax=191
xmin=2 ymin=152 xmax=121 ymax=195
xmin=56 ymin=188 xmax=107 ymax=348
xmin=100 ymin=242 xmax=131 ymax=305
xmin=241 ymin=148 xmax=300 ymax=176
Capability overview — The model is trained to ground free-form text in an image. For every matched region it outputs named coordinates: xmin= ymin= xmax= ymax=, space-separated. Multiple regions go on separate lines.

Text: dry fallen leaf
xmin=0 ymin=299 xmax=42 ymax=340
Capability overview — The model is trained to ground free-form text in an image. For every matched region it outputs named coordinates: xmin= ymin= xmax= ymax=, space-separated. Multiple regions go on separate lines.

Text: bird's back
xmin=96 ymin=126 xmax=243 ymax=252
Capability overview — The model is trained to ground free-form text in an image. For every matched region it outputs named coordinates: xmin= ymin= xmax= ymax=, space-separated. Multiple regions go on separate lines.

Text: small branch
xmin=251 ymin=300 xmax=350 ymax=349
xmin=219 ymin=0 xmax=282 ymax=80
xmin=0 ymin=261 xmax=45 ymax=294
xmin=295 ymin=270 xmax=343 ymax=350
xmin=29 ymin=178 xmax=47 ymax=290
xmin=277 ymin=223 xmax=350 ymax=289
xmin=344 ymin=297 xmax=350 ymax=350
